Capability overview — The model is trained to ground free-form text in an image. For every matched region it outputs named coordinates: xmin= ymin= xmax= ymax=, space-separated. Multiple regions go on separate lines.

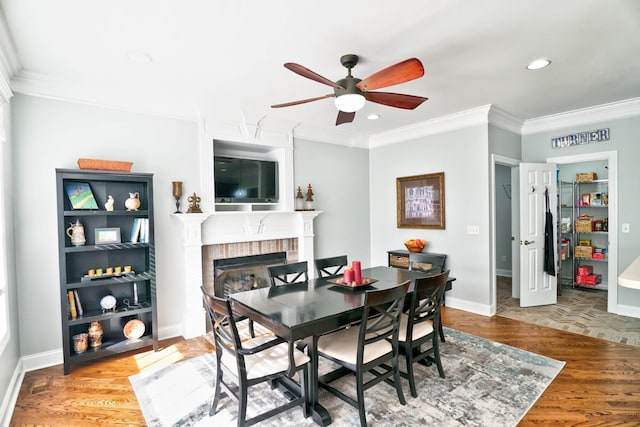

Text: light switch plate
xmin=467 ymin=225 xmax=480 ymax=235
xmin=622 ymin=223 xmax=630 ymax=233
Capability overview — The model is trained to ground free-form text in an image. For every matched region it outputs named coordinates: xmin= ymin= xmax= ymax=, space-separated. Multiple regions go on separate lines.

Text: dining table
xmin=229 ymin=265 xmax=455 ymax=426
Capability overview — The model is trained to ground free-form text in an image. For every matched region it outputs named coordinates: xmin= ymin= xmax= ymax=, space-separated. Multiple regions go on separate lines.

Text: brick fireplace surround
xmin=173 ymin=210 xmax=321 ymax=338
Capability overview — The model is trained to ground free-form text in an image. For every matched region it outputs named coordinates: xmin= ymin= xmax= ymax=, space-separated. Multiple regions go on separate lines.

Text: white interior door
xmin=519 ymin=163 xmax=557 ymax=307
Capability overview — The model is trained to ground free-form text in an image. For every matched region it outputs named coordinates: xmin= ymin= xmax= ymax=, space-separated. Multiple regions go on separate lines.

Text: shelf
xmin=64 ymin=209 xmax=150 ymax=217
xmin=575 ymin=257 xmax=608 ymax=263
xmin=573 ymin=283 xmax=608 ymax=291
xmin=65 ymin=242 xmax=149 ymax=253
xmin=69 ymin=335 xmax=154 ymax=361
xmin=575 ymin=231 xmax=608 ymax=235
xmin=67 ymin=271 xmax=153 ymax=289
xmin=68 ymin=305 xmax=152 ymax=324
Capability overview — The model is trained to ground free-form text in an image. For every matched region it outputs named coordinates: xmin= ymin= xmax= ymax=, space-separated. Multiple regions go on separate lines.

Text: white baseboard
xmin=21 ymin=348 xmax=62 ymax=373
xmin=445 ymin=296 xmax=493 ymax=317
xmin=496 ymin=269 xmax=512 ymax=277
xmin=0 ymin=359 xmax=24 ymax=427
xmin=615 ymin=303 xmax=640 ymax=319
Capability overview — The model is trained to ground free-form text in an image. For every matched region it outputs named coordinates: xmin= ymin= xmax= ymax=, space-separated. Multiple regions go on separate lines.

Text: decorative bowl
xmin=404 ymin=239 xmax=426 ymax=253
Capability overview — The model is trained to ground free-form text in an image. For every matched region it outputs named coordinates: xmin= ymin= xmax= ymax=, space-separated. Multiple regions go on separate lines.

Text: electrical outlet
xmin=622 ymin=223 xmax=631 ymax=233
xmin=467 ymin=225 xmax=480 ymax=235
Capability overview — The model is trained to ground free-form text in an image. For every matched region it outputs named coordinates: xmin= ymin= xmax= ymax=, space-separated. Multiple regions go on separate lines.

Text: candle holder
xmin=295 ymin=186 xmax=304 ymax=211
xmin=305 ymin=184 xmax=315 ymax=211
xmin=172 ymin=181 xmax=183 ymax=213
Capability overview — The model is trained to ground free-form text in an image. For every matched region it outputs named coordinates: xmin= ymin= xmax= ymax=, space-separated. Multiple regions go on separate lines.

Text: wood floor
xmin=9 ymin=307 xmax=640 ymax=426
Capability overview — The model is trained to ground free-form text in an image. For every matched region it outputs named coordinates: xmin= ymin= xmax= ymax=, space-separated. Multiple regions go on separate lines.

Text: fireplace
xmin=173 ymin=210 xmax=321 ymax=339
xmin=213 ymin=252 xmax=287 ymax=297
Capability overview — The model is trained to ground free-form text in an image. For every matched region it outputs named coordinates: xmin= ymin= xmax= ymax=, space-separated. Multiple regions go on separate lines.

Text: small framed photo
xmin=95 ymin=227 xmax=121 ymax=245
xmin=397 ymin=172 xmax=445 ymax=229
xmin=65 ymin=182 xmax=99 ymax=210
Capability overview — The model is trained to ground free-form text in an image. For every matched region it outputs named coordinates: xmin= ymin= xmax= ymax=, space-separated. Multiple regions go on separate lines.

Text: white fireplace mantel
xmin=172 ymin=210 xmax=321 ymax=338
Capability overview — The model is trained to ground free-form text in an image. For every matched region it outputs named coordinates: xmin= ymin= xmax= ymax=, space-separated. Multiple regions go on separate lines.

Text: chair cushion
xmin=398 ymin=313 xmax=433 ymax=342
xmin=317 ymin=326 xmax=392 ymax=365
xmin=221 ymin=335 xmax=310 ymax=380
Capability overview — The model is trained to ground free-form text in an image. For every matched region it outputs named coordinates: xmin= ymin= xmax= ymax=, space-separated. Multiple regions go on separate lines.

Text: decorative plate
xmin=99 ymin=295 xmax=116 ymax=310
xmin=123 ymin=319 xmax=145 ymax=339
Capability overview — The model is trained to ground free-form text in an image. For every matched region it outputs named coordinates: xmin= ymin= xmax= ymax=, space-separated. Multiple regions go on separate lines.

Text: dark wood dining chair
xmin=314 ymin=255 xmax=348 ymax=278
xmin=316 ymin=281 xmax=410 ymax=427
xmin=267 ymin=261 xmax=308 ymax=286
xmin=397 ymin=270 xmax=449 ymax=397
xmin=201 ymin=286 xmax=310 ymax=426
xmin=408 ymin=252 xmax=448 ymax=342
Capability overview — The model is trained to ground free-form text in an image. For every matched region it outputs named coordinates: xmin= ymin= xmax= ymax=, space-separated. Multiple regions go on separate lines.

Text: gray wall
xmin=11 ymin=94 xmax=200 ymax=357
xmin=0 ymin=100 xmax=19 ymax=420
xmin=522 ymin=116 xmax=640 ymax=307
xmin=369 ymin=124 xmax=494 ymax=311
xmin=293 ymin=139 xmax=371 ymax=267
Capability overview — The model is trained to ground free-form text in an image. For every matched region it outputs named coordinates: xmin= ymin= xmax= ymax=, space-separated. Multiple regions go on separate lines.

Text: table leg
xmin=305 ymin=335 xmax=332 ymax=426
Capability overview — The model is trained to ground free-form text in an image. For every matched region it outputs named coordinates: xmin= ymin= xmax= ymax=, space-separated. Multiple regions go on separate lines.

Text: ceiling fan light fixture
xmin=334 ymin=93 xmax=366 ymax=113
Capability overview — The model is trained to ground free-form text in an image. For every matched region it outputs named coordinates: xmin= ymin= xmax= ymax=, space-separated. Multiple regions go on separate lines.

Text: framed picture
xmin=64 ymin=182 xmax=99 ymax=210
xmin=396 ymin=172 xmax=445 ymax=229
xmin=95 ymin=227 xmax=121 ymax=245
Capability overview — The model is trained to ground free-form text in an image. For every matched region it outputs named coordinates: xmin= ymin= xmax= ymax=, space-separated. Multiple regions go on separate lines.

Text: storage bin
xmin=574 ymin=245 xmax=593 ymax=258
xmin=576 ymin=172 xmax=597 ymax=182
xmin=577 ymin=265 xmax=593 ymax=276
xmin=576 ymin=216 xmax=593 ymax=232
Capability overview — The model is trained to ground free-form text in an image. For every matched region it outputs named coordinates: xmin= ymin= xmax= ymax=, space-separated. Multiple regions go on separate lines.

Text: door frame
xmin=490 ymin=154 xmax=520 ymax=315
xmin=547 ymin=150 xmax=618 ymax=314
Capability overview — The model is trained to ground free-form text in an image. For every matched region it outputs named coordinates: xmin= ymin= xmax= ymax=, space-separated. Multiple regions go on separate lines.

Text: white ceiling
xmin=1 ymin=0 xmax=639 ymax=142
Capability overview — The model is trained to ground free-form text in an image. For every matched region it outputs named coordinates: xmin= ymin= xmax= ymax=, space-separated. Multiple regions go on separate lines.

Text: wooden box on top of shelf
xmin=576 ymin=172 xmax=597 ymax=182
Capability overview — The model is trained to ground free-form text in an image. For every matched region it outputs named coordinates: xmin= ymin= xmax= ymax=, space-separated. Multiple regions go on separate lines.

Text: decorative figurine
xmin=172 ymin=181 xmax=183 ymax=213
xmin=66 ymin=219 xmax=86 ymax=246
xmin=104 ymin=195 xmax=114 ymax=211
xmin=88 ymin=321 xmax=104 ymax=348
xmin=295 ymin=186 xmax=304 ymax=211
xmin=305 ymin=184 xmax=315 ymax=211
xmin=125 ymin=192 xmax=141 ymax=211
xmin=186 ymin=192 xmax=203 ymax=213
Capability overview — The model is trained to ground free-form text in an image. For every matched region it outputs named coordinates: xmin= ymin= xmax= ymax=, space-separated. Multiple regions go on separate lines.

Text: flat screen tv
xmin=214 ymin=156 xmax=279 ymax=203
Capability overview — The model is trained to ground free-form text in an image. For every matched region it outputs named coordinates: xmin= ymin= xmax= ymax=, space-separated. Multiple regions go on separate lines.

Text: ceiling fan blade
xmin=364 ymin=91 xmax=428 ymax=109
xmin=356 ymin=58 xmax=424 ymax=91
xmin=271 ymin=94 xmax=334 ymax=108
xmin=284 ymin=63 xmax=344 ymax=89
xmin=336 ymin=111 xmax=355 ymax=126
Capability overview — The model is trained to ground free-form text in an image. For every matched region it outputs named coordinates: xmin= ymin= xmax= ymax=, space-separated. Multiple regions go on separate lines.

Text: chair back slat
xmin=408 ymin=271 xmax=449 ymax=328
xmin=360 ymin=281 xmax=410 ymax=349
xmin=201 ymin=286 xmax=242 ymax=354
xmin=314 ymin=255 xmax=348 ymax=278
xmin=267 ymin=261 xmax=309 ymax=286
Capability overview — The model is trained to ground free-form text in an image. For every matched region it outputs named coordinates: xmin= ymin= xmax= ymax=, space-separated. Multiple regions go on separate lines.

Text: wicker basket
xmin=576 ymin=172 xmax=597 ymax=182
xmin=574 ymin=245 xmax=593 ymax=259
xmin=575 ymin=216 xmax=593 ymax=232
xmin=77 ymin=158 xmax=133 ymax=172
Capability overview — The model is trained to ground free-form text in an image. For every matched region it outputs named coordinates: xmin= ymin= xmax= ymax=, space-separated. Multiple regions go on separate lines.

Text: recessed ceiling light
xmin=367 ymin=114 xmax=380 ymax=120
xmin=126 ymin=50 xmax=153 ymax=63
xmin=526 ymin=58 xmax=551 ymax=70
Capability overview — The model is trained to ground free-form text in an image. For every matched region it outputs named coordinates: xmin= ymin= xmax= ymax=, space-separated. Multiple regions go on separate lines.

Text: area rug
xmin=129 ymin=328 xmax=564 ymax=426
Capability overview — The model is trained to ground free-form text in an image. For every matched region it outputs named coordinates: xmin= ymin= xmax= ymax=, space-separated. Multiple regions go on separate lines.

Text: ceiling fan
xmin=271 ymin=54 xmax=428 ymax=126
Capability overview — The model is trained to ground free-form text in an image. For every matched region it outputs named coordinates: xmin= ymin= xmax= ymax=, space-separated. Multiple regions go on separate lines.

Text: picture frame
xmin=64 ymin=181 xmax=99 ymax=210
xmin=396 ymin=172 xmax=445 ymax=229
xmin=95 ymin=227 xmax=121 ymax=245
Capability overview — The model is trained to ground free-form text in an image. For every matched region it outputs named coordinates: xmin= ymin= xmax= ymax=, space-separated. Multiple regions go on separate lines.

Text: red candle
xmin=344 ymin=267 xmax=354 ymax=284
xmin=352 ymin=261 xmax=362 ymax=284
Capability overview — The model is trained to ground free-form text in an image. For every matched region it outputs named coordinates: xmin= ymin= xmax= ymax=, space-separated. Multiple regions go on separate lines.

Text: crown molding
xmin=0 ymin=8 xmax=20 ymax=102
xmin=487 ymin=106 xmax=524 ymax=134
xmin=11 ymin=70 xmax=199 ymax=122
xmin=369 ymin=105 xmax=493 ymax=148
xmin=522 ymin=97 xmax=640 ymax=135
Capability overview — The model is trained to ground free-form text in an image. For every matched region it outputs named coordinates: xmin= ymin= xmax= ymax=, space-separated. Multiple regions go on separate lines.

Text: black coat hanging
xmin=544 ymin=188 xmax=556 ymax=276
